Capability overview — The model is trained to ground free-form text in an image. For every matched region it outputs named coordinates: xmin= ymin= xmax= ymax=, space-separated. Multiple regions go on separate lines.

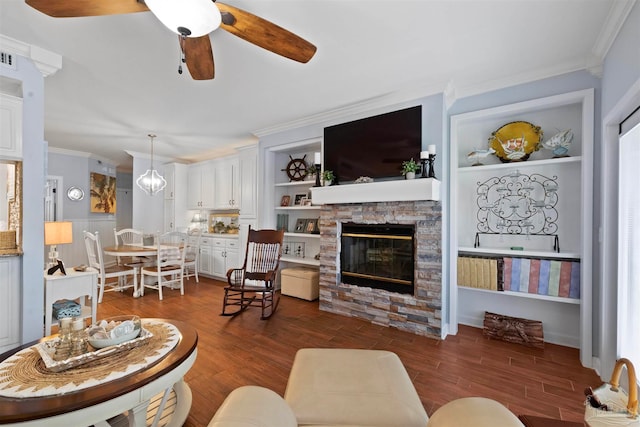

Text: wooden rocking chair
xmin=221 ymin=227 xmax=284 ymax=319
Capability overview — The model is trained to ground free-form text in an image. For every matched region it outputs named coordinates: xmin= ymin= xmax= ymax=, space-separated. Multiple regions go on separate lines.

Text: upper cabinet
xmin=188 ymin=161 xmax=215 ymax=209
xmin=238 ymin=146 xmax=258 ymax=219
xmin=0 ymin=94 xmax=22 ymax=159
xmin=163 ymin=163 xmax=188 ymax=232
xmin=214 ymin=156 xmax=240 ymax=210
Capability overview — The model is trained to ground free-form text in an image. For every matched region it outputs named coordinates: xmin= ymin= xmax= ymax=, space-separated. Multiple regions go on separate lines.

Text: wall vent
xmin=0 ymin=52 xmax=16 ymax=70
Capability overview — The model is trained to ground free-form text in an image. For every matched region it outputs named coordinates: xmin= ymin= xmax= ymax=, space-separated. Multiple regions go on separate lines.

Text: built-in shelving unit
xmin=450 ymin=89 xmax=594 ymax=365
xmin=267 ymin=138 xmax=322 ymax=268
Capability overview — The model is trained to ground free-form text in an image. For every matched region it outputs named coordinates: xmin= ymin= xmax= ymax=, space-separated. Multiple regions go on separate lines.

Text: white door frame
xmin=599 ymin=77 xmax=640 ymax=380
xmin=45 ymin=175 xmax=64 ymax=221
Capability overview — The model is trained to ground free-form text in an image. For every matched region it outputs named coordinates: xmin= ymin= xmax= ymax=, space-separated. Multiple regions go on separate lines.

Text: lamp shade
xmin=145 ymin=0 xmax=222 ymax=37
xmin=44 ymin=221 xmax=73 ymax=245
xmin=136 ymin=169 xmax=167 ymax=196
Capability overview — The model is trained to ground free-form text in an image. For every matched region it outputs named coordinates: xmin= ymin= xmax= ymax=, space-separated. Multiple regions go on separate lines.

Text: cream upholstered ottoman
xmin=281 ymin=267 xmax=319 ymax=301
xmin=427 ymin=397 xmax=525 ymax=427
xmin=284 ymin=348 xmax=429 ymax=427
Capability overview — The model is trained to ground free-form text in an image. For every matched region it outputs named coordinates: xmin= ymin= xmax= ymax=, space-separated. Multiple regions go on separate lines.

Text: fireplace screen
xmin=340 ymin=223 xmax=415 ymax=294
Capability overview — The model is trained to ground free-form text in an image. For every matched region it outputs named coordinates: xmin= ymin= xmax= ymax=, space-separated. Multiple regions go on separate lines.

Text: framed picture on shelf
xmin=282 ymin=242 xmax=291 ymax=255
xmin=288 ymin=241 xmax=305 ymax=258
xmin=305 ymin=218 xmax=318 ymax=234
xmin=294 ymin=218 xmax=306 ymax=232
xmin=280 ymin=195 xmax=291 ymax=207
xmin=294 ymin=193 xmax=307 ymax=205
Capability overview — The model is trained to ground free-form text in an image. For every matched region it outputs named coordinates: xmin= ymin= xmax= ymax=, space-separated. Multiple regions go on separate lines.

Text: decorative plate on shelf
xmin=488 ymin=121 xmax=543 ymax=163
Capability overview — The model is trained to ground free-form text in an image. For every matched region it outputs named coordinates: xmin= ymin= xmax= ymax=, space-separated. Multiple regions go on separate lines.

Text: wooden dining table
xmin=0 ymin=318 xmax=198 ymax=427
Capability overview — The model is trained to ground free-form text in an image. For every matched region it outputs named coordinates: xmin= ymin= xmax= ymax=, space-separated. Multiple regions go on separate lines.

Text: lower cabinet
xmin=0 ymin=256 xmax=21 ymax=354
xmin=199 ymin=236 xmax=240 ymax=279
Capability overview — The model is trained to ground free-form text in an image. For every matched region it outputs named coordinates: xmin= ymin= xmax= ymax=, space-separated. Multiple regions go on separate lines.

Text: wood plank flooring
xmin=97 ymin=276 xmax=601 ymax=426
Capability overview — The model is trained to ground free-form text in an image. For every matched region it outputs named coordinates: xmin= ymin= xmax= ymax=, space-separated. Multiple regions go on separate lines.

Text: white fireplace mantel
xmin=310 ymin=178 xmax=440 ymax=205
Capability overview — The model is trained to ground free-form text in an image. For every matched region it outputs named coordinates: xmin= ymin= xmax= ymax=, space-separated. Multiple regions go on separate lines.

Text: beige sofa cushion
xmin=208 ymin=385 xmax=298 ymax=427
xmin=427 ymin=397 xmax=525 ymax=427
xmin=284 ymin=348 xmax=429 ymax=427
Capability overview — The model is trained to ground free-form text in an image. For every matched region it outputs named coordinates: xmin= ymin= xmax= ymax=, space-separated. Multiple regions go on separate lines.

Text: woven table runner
xmin=0 ymin=320 xmax=179 ymax=398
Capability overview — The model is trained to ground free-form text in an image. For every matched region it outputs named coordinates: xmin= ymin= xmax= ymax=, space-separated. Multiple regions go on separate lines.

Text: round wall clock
xmin=67 ymin=186 xmax=85 ymax=201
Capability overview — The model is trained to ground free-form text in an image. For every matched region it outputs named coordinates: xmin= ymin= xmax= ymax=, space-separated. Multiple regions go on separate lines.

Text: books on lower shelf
xmin=457 ymin=257 xmax=500 ymax=291
xmin=457 ymin=255 xmax=580 ymax=299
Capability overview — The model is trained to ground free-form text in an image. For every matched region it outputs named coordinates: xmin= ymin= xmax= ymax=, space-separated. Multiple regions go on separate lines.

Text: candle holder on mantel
xmin=313 ymin=152 xmax=322 ymax=187
xmin=428 ymin=154 xmax=436 ymax=179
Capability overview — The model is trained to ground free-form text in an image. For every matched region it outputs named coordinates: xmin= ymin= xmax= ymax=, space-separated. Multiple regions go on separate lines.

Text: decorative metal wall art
xmin=474 ymin=169 xmax=560 ymax=252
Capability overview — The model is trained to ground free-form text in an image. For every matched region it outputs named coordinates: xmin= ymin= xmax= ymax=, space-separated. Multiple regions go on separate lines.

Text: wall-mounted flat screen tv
xmin=323 ymin=105 xmax=422 ymax=183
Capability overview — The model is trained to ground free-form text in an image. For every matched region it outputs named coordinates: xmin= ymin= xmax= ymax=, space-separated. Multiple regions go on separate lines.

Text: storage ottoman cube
xmin=281 ymin=267 xmax=319 ymax=301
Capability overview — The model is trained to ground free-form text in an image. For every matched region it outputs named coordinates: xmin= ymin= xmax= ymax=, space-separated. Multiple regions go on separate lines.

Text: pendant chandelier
xmin=136 ymin=134 xmax=167 ymax=196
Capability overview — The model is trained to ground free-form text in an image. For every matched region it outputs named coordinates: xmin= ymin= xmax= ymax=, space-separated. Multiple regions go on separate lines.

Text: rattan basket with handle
xmin=585 ymin=358 xmax=639 ymax=427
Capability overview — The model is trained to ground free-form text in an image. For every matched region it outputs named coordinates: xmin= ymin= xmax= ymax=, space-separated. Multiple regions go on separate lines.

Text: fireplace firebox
xmin=340 ymin=223 xmax=415 ymax=294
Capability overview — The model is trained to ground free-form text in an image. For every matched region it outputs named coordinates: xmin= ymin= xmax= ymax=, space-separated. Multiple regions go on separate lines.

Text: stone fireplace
xmin=316 ymin=187 xmax=442 ymax=338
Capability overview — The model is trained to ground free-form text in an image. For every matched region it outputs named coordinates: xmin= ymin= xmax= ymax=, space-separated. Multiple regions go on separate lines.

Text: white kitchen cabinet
xmin=203 ymin=237 xmax=240 ymax=279
xmin=0 ymin=256 xmax=21 ymax=354
xmin=214 ymin=156 xmax=240 ymax=210
xmin=188 ymin=161 xmax=215 ymax=209
xmin=163 ymin=165 xmax=175 ymax=200
xmin=199 ymin=236 xmax=214 ymax=276
xmin=449 ymin=89 xmax=594 ymax=364
xmin=238 ymin=146 xmax=258 ymax=219
xmin=0 ymin=94 xmax=23 ymax=159
xmin=163 ymin=163 xmax=188 ymax=232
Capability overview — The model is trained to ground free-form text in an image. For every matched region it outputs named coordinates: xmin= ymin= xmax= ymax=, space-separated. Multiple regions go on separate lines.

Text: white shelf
xmin=284 ymin=232 xmax=320 ymax=239
xmin=281 ymin=256 xmax=320 ymax=266
xmin=458 ymin=286 xmax=580 ymax=305
xmin=275 ymin=206 xmax=321 ymax=210
xmin=274 ymin=181 xmax=316 ymax=187
xmin=458 ymin=156 xmax=581 ymax=172
xmin=458 ymin=246 xmax=580 ymax=260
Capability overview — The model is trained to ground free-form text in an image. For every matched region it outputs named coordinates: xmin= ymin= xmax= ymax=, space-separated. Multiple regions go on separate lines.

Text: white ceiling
xmin=0 ymin=0 xmax=632 ymax=172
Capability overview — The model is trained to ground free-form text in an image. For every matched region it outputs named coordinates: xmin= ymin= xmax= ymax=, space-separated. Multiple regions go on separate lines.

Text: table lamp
xmin=45 ymin=221 xmax=73 ymax=275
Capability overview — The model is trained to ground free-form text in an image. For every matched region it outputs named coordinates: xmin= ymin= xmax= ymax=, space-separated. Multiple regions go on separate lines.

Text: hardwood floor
xmin=97 ymin=276 xmax=600 ymax=426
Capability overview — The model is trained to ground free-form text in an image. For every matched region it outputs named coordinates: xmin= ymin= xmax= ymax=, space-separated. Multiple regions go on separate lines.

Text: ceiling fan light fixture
xmin=136 ymin=134 xmax=167 ymax=196
xmin=145 ymin=0 xmax=221 ymax=37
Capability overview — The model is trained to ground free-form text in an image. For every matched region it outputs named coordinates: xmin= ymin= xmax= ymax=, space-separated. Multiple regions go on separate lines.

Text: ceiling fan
xmin=24 ymin=0 xmax=317 ymax=80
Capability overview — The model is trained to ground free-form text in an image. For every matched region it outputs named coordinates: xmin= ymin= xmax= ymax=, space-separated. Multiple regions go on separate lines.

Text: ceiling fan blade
xmin=182 ymin=35 xmax=215 ymax=80
xmin=25 ymin=0 xmax=149 ymax=17
xmin=216 ymin=2 xmax=316 ymax=64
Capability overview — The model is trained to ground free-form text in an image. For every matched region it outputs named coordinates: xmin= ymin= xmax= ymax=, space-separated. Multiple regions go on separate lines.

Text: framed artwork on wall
xmin=90 ymin=172 xmax=117 ymax=213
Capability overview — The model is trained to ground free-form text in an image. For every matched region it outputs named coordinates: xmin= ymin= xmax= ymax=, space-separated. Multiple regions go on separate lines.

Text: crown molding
xmin=48 ymin=146 xmax=120 ymax=166
xmin=591 ymin=0 xmax=637 ymax=64
xmin=0 ymin=34 xmax=62 ymax=77
xmin=252 ymin=80 xmax=447 ymax=138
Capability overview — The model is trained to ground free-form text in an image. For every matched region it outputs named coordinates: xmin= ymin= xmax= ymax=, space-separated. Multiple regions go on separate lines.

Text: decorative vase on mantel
xmin=405 ymin=172 xmax=416 ymax=180
xmin=324 ymin=180 xmax=332 ymax=187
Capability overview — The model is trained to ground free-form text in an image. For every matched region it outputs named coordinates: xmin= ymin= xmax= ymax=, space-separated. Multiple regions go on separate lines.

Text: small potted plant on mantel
xmin=401 ymin=158 xmax=419 ymax=180
xmin=322 ymin=170 xmax=335 ymax=186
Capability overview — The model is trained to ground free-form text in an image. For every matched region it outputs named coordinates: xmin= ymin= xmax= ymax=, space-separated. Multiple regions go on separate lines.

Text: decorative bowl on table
xmin=86 ymin=315 xmax=142 ymax=349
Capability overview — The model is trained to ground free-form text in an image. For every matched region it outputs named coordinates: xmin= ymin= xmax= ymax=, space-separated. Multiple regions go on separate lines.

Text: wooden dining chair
xmin=184 ymin=227 xmax=203 ymax=283
xmin=140 ymin=231 xmax=187 ymax=300
xmin=83 ymin=230 xmax=138 ymax=303
xmin=221 ymin=227 xmax=284 ymax=319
